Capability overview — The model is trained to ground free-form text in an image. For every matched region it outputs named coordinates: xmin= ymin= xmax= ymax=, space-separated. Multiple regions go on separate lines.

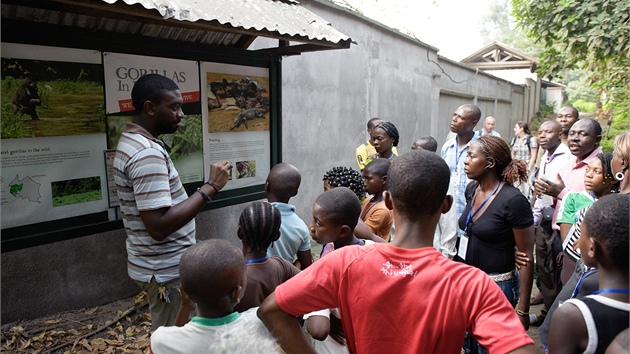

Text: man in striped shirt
xmin=114 ymin=74 xmax=231 ymax=330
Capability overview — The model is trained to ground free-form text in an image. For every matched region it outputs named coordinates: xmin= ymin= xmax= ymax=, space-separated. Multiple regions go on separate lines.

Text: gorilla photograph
xmin=1 ymin=57 xmax=104 ymax=139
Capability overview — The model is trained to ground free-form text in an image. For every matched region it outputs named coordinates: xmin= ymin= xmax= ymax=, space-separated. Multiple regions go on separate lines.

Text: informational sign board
xmin=1 ymin=44 xmax=275 ymax=247
xmin=1 ymin=43 xmax=108 ymax=229
xmin=201 ymin=62 xmax=271 ymax=190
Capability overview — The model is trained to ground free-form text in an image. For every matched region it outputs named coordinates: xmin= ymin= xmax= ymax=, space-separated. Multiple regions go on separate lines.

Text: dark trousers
xmin=535 ymin=229 xmax=562 ymax=314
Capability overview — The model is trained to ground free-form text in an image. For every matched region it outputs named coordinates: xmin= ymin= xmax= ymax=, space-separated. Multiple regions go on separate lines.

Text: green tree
xmin=512 ymin=0 xmax=629 ymax=149
xmin=562 ymin=68 xmax=598 ymax=102
xmin=511 ymin=0 xmax=629 ymax=94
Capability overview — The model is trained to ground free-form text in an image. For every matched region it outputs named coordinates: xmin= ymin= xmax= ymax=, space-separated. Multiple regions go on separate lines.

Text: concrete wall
xmin=1 ymin=204 xmax=248 ymax=323
xmin=546 ymin=87 xmax=565 ymax=113
xmin=1 ymin=0 xmax=539 ymax=322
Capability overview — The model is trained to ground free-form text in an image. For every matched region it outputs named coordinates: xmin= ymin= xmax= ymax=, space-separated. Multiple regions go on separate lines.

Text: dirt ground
xmin=1 ymin=288 xmax=547 ymax=353
xmin=528 ymin=289 xmax=547 ymax=353
xmin=1 ymin=293 xmax=151 ymax=353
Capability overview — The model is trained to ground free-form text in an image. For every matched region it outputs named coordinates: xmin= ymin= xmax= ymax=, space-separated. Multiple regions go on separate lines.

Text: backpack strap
xmin=526 ymin=135 xmax=532 ymax=153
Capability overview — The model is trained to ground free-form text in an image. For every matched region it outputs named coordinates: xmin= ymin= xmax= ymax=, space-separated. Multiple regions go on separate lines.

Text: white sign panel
xmin=201 ymin=62 xmax=271 ymax=190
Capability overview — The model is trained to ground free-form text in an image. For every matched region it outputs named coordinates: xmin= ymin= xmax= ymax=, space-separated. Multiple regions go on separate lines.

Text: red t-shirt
xmin=275 ymin=244 xmax=533 ymax=354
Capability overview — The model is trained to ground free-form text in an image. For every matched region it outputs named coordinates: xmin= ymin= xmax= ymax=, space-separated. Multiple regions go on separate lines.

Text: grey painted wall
xmin=1 ymin=0 xmax=537 ymax=323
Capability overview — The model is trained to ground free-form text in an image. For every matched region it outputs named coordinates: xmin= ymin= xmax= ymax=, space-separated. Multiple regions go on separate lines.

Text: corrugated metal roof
xmin=1 ymin=0 xmax=352 ymax=55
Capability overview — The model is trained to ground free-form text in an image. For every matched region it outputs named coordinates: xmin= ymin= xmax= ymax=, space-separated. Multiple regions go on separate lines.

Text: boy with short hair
xmin=315 ymin=188 xmax=375 ymax=258
xmin=304 ymin=187 xmax=374 ymax=353
xmin=265 ymin=163 xmax=313 ymax=269
xmin=150 ymin=239 xmax=277 ymax=354
xmin=360 ymin=159 xmax=392 ymax=241
xmin=259 ymin=150 xmax=535 ymax=354
xmin=549 ymin=194 xmax=629 ymax=354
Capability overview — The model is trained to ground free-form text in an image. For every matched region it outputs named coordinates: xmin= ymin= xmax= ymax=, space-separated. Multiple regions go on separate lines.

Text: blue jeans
xmin=463 ymin=272 xmax=521 ymax=354
xmin=495 ymin=271 xmax=521 ymax=308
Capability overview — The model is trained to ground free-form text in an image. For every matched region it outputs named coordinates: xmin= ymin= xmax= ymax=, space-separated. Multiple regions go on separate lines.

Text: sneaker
xmin=529 ymin=314 xmax=545 ymax=327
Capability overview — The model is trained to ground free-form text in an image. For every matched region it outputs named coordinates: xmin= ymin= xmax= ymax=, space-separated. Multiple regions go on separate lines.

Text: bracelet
xmin=515 ymin=309 xmax=529 ymax=316
xmin=205 ymin=181 xmax=221 ymax=194
xmin=196 ymin=187 xmax=212 ymax=203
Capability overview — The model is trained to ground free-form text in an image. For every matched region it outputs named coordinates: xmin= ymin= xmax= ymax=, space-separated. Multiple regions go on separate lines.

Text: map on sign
xmin=4 ymin=175 xmax=42 ymax=203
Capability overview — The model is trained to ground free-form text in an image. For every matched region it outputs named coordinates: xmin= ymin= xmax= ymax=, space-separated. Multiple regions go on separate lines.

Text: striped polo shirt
xmin=113 ymin=122 xmax=195 ymax=283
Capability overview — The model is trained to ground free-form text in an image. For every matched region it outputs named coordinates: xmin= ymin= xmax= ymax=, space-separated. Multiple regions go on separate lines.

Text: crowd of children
xmin=147 ymin=121 xmax=628 ymax=354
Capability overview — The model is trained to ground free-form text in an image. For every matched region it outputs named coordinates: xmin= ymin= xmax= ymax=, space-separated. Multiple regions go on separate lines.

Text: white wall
xmin=546 ymin=87 xmax=565 ymax=113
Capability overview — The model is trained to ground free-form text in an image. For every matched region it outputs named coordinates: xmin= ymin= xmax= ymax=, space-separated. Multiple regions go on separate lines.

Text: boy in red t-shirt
xmin=258 ymin=150 xmax=535 ymax=354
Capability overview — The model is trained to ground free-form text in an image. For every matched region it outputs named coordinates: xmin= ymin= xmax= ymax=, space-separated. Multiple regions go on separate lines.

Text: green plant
xmin=161 ymin=115 xmax=203 ymax=159
xmin=1 ymin=77 xmax=33 ymax=138
xmin=512 ymin=0 xmax=630 ymax=137
xmin=600 ymin=89 xmax=630 ymax=152
xmin=571 ymin=99 xmax=597 ymax=113
xmin=537 ymin=102 xmax=556 ymax=119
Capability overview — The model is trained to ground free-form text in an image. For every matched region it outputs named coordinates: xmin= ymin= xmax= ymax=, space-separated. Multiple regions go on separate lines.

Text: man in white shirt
xmin=478 ymin=116 xmax=501 ymax=137
xmin=530 ymin=120 xmax=571 ymax=326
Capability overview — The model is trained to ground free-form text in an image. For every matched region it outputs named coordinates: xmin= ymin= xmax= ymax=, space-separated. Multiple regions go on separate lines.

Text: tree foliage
xmin=512 ymin=0 xmax=630 ymax=95
xmin=513 ymin=0 xmax=629 ymax=149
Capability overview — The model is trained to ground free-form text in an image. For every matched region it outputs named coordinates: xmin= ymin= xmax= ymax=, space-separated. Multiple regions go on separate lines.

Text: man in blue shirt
xmin=435 ymin=104 xmax=480 ymax=258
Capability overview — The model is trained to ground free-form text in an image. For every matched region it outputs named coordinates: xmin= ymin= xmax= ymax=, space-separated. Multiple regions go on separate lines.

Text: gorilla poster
xmin=1 ymin=44 xmax=109 ymax=230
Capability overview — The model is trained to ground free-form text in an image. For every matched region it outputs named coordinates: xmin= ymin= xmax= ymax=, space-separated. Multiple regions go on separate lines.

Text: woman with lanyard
xmin=556 ymin=152 xmax=617 ymax=285
xmin=456 ymin=135 xmax=535 ymax=353
xmin=369 ymin=121 xmax=399 ymax=163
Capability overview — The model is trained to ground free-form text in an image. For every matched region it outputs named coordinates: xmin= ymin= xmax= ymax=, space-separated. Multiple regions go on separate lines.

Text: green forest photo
xmin=51 ymin=176 xmax=102 ymax=207
xmin=1 ymin=57 xmax=104 ymax=139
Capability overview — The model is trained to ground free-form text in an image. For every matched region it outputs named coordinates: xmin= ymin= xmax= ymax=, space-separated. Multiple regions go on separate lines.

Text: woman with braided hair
xmin=369 ymin=121 xmax=400 ymax=163
xmin=556 ymin=152 xmax=617 ymax=285
xmin=323 ymin=166 xmax=365 ymax=201
xmin=234 ymin=201 xmax=300 ymax=313
xmin=456 ymin=135 xmax=535 ymax=352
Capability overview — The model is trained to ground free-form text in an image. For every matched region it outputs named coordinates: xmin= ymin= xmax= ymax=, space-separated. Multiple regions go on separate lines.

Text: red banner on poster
xmin=117 ymin=91 xmax=199 ymax=112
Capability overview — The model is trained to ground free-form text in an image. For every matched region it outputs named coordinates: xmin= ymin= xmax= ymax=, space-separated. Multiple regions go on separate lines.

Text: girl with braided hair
xmin=234 ymin=201 xmax=300 ymax=313
xmin=556 ymin=152 xmax=617 ymax=284
xmin=369 ymin=121 xmax=400 ymax=163
xmin=323 ymin=166 xmax=365 ymax=200
xmin=457 ymin=135 xmax=535 ymax=352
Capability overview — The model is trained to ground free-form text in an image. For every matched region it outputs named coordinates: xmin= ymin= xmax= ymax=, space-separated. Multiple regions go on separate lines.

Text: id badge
xmin=457 ymin=233 xmax=469 ymax=260
xmin=450 ymin=172 xmax=460 ymax=191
